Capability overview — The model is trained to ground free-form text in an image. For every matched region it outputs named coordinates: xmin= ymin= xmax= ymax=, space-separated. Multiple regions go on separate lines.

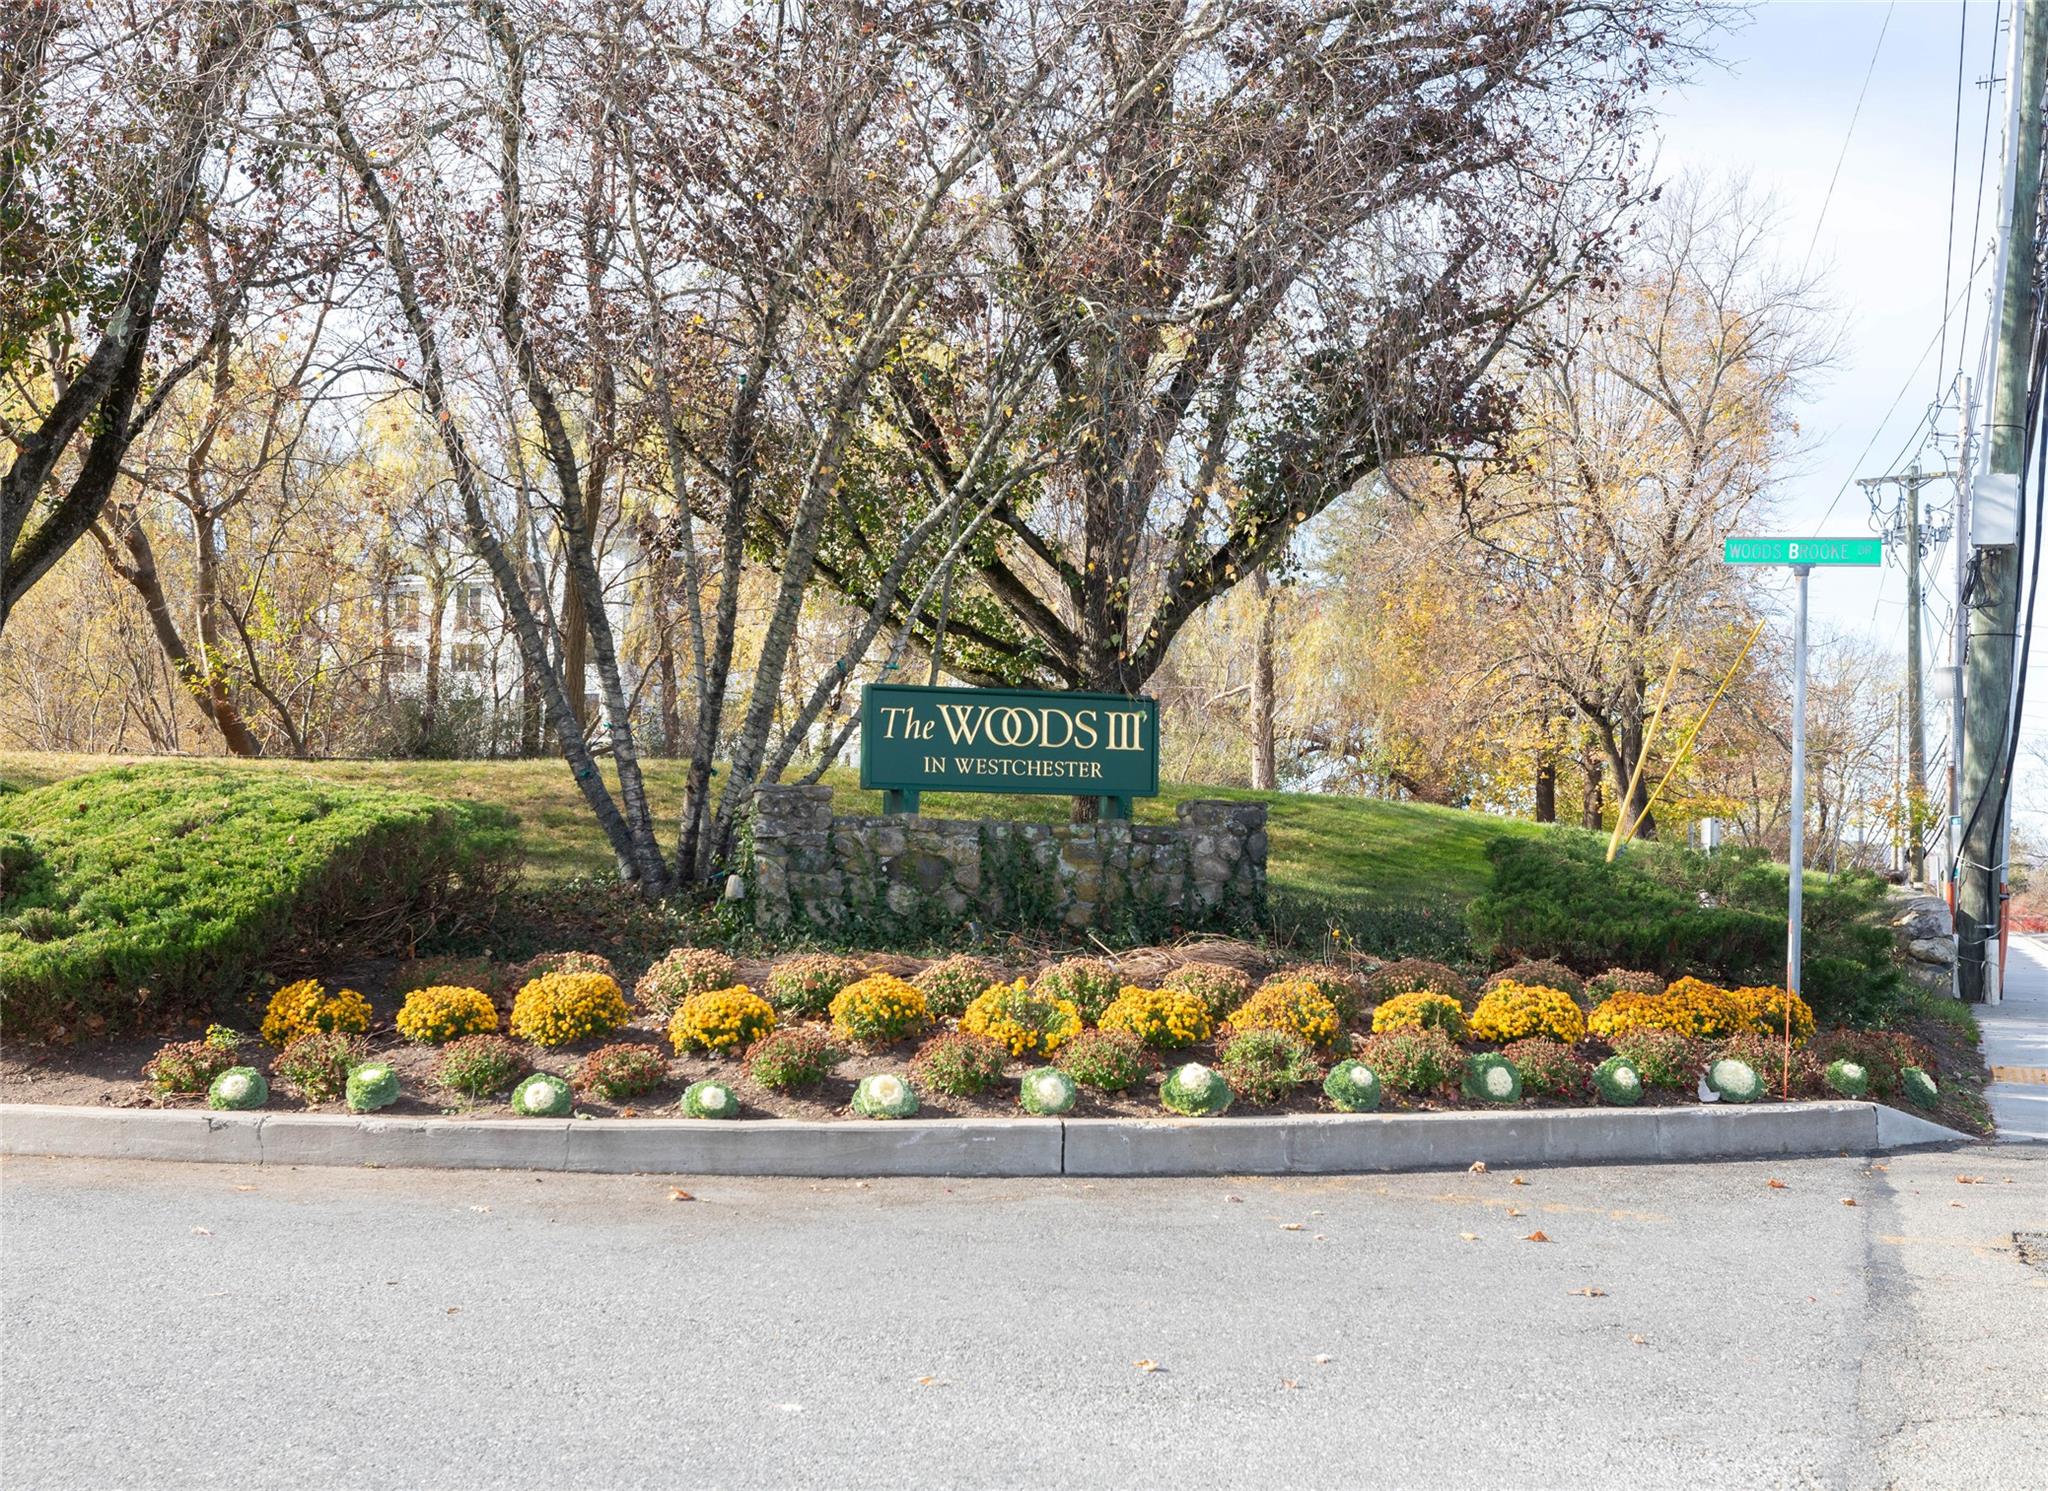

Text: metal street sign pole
xmin=1788 ymin=565 xmax=1809 ymax=994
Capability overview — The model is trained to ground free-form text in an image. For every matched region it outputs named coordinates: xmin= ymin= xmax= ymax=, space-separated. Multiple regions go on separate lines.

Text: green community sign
xmin=1722 ymin=536 xmax=1883 ymax=567
xmin=860 ymin=683 xmax=1159 ymax=815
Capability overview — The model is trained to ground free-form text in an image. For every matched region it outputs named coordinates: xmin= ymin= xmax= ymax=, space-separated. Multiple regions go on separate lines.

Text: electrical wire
xmin=1804 ymin=2 xmax=1898 ymax=277
xmin=1937 ymin=0 xmax=1972 ymax=400
xmin=1957 ymin=3 xmax=2011 ymax=389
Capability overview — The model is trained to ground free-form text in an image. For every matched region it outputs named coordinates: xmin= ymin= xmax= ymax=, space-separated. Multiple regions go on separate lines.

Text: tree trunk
xmin=1580 ymin=751 xmax=1604 ymax=831
xmin=1534 ymin=755 xmax=1556 ymax=823
xmin=423 ymin=578 xmax=446 ymax=738
xmin=1250 ymin=565 xmax=1277 ymax=791
xmin=188 ymin=516 xmax=263 ymax=756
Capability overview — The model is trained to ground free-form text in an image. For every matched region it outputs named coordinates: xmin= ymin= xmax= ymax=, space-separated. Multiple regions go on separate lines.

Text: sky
xmin=1652 ymin=0 xmax=2029 ymax=818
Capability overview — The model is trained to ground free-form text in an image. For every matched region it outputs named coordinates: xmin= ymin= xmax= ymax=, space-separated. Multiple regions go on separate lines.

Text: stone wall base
xmin=745 ymin=785 xmax=1266 ymax=936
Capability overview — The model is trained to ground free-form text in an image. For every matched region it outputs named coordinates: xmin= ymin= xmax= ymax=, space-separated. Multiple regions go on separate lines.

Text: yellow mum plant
xmin=1369 ymin=990 xmax=1468 ymax=1039
xmin=829 ymin=974 xmax=932 ymax=1045
xmin=1468 ymin=982 xmax=1586 ymax=1045
xmin=395 ymin=985 xmax=499 ymax=1044
xmin=1727 ymin=985 xmax=1816 ymax=1043
xmin=669 ymin=985 xmax=777 ymax=1054
xmin=1588 ymin=977 xmax=1743 ymax=1041
xmin=1099 ymin=985 xmax=1213 ymax=1050
xmin=1222 ymin=981 xmax=1342 ymax=1048
xmin=508 ymin=971 xmax=632 ymax=1048
xmin=961 ymin=979 xmax=1082 ymax=1057
xmin=260 ymin=979 xmax=372 ymax=1047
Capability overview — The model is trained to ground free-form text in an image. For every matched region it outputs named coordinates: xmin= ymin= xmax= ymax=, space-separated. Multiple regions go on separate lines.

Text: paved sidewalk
xmin=1986 ymin=935 xmax=2048 ymax=1140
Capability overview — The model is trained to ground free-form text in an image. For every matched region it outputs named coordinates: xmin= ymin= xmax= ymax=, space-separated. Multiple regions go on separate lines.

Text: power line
xmin=1804 ymin=1 xmax=1897 ymax=277
xmin=1937 ymin=0 xmax=1972 ymax=399
xmin=1957 ymin=1 xmax=2010 ymax=387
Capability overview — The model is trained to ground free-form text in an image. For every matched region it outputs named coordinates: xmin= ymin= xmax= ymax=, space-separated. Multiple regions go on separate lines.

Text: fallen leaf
xmin=1840 ymin=1198 xmax=1857 ymax=1208
xmin=1280 ymin=1378 xmax=1300 ymax=1390
xmin=468 ymin=1205 xmax=491 ymax=1213
xmin=1949 ymin=1201 xmax=1965 ymax=1209
xmin=1280 ymin=1222 xmax=1304 ymax=1232
xmin=1225 ymin=1194 xmax=1243 ymax=1203
xmin=1312 ymin=1233 xmax=1327 ymax=1241
xmin=445 ymin=1307 xmax=460 ymax=1315
xmin=232 ymin=1184 xmax=257 ymax=1192
xmin=1956 ymin=1175 xmax=1984 ymax=1185
xmin=1134 ymin=1359 xmax=1161 ymax=1373
xmin=1509 ymin=1176 xmax=1527 ymax=1187
xmin=1468 ymin=1161 xmax=1488 ymax=1174
xmin=1567 ymin=1287 xmax=1606 ymax=1297
xmin=914 ymin=1376 xmax=944 ymax=1386
xmin=189 ymin=1226 xmax=212 ymax=1236
xmin=621 ymin=1107 xmax=637 ymax=1118
xmin=1767 ymin=1178 xmax=1789 ymax=1190
xmin=669 ymin=1188 xmax=695 ymax=1202
xmin=1458 ymin=1231 xmax=1479 ymax=1241
xmin=1506 ymin=1207 xmax=1524 ymax=1217
xmin=1629 ymin=1333 xmax=1649 ymax=1347
xmin=1312 ymin=1354 xmax=1333 ymax=1364
xmin=1524 ymin=1230 xmax=1550 ymax=1243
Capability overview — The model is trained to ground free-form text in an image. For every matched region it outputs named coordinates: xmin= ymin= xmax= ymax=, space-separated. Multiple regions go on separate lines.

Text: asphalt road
xmin=3 ymin=1146 xmax=2043 ymax=1491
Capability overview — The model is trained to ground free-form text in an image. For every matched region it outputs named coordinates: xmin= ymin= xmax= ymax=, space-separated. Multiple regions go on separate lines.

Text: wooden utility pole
xmin=1960 ymin=0 xmax=2048 ymax=1002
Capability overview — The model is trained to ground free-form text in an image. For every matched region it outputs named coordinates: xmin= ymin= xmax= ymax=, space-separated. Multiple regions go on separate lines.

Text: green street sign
xmin=860 ymin=683 xmax=1159 ymax=811
xmin=1723 ymin=536 xmax=1883 ymax=567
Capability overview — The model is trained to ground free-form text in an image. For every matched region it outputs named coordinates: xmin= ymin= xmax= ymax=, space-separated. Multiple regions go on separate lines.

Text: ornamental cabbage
xmin=512 ymin=1072 xmax=573 ymax=1117
xmin=1322 ymin=1059 xmax=1381 ymax=1113
xmin=1462 ymin=1053 xmax=1522 ymax=1105
xmin=1592 ymin=1055 xmax=1644 ymax=1106
xmin=1824 ymin=1058 xmax=1871 ymax=1098
xmin=1018 ymin=1067 xmax=1078 ymax=1116
xmin=851 ymin=1072 xmax=920 ymax=1119
xmin=206 ymin=1066 xmax=268 ymax=1111
xmin=345 ymin=1061 xmax=399 ymax=1113
xmin=1160 ymin=1062 xmax=1233 ymax=1116
xmin=1901 ymin=1066 xmax=1940 ymax=1109
xmin=681 ymin=1078 xmax=740 ymax=1119
xmin=1705 ymin=1056 xmax=1762 ymax=1104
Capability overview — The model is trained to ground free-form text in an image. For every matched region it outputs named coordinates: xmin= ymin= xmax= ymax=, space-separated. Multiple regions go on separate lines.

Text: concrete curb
xmin=0 ymin=1100 xmax=1974 ymax=1177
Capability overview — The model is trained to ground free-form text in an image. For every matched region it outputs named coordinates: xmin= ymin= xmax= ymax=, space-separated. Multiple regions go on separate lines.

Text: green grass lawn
xmin=0 ymin=752 xmax=1568 ymax=917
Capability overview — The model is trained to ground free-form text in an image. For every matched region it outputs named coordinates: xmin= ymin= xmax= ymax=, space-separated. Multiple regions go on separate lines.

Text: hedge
xmin=0 ymin=766 xmax=519 ymax=1040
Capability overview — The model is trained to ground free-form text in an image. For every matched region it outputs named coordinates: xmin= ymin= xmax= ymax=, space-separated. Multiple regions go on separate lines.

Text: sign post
xmin=1724 ymin=536 xmax=1884 ymax=995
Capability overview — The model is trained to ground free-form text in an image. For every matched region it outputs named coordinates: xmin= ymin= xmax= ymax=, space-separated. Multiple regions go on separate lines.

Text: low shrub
xmin=851 ymin=1072 xmax=919 ymax=1119
xmin=207 ymin=1066 xmax=268 ymax=1110
xmin=634 ymin=948 xmax=740 ymax=1019
xmin=744 ymin=1028 xmax=844 ymax=1090
xmin=345 ymin=1061 xmax=399 ymax=1114
xmin=1500 ymin=1038 xmax=1590 ymax=1099
xmin=1323 ymin=1059 xmax=1381 ymax=1112
xmin=1462 ymin=1053 xmax=1523 ymax=1104
xmin=1468 ymin=982 xmax=1585 ymax=1044
xmin=1705 ymin=1055 xmax=1762 ymax=1104
xmin=1161 ymin=1061 xmax=1233 ymax=1116
xmin=1585 ymin=968 xmax=1664 ymax=1001
xmin=1726 ymin=985 xmax=1817 ymax=1043
xmin=1161 ymin=961 xmax=1255 ymax=1020
xmin=1901 ymin=1066 xmax=1939 ymax=1109
xmin=1033 ymin=958 xmax=1123 ymax=1022
xmin=1483 ymin=959 xmax=1584 ymax=999
xmin=202 ymin=1023 xmax=243 ymax=1051
xmin=260 ymin=979 xmax=372 ymax=1048
xmin=509 ymin=972 xmax=632 ymax=1048
xmin=143 ymin=1037 xmax=240 ymax=1095
xmin=1223 ymin=982 xmax=1342 ymax=1049
xmin=574 ymin=1043 xmax=669 ymax=1101
xmin=681 ymin=1078 xmax=739 ymax=1119
xmin=1099 ymin=985 xmax=1213 ymax=1050
xmin=1272 ymin=963 xmax=1370 ymax=1024
xmin=765 ymin=954 xmax=868 ymax=1018
xmin=1592 ymin=1054 xmax=1643 ymax=1105
xmin=512 ymin=1072 xmax=573 ymax=1117
xmin=1824 ymin=1057 xmax=1871 ymax=1097
xmin=670 ymin=986 xmax=777 ymax=1054
xmin=1218 ymin=1029 xmax=1321 ymax=1107
xmin=1605 ymin=1028 xmax=1702 ymax=1089
xmin=435 ymin=1035 xmax=523 ymax=1098
xmin=1807 ymin=1029 xmax=1925 ymax=1098
xmin=271 ymin=1030 xmax=369 ymax=1103
xmin=830 ymin=974 xmax=932 ymax=1045
xmin=910 ymin=1032 xmax=1010 ymax=1097
xmin=960 ymin=980 xmax=1082 ymax=1058
xmin=1018 ymin=1067 xmax=1078 ymax=1116
xmin=1369 ymin=991 xmax=1468 ymax=1038
xmin=395 ymin=985 xmax=498 ymax=1045
xmin=1361 ymin=958 xmax=1469 ymax=1005
xmin=1054 ymin=1029 xmax=1149 ymax=1092
xmin=1354 ymin=1028 xmax=1464 ymax=1096
xmin=0 ymin=765 xmax=516 ymax=1042
xmin=1587 ymin=978 xmax=1742 ymax=1042
xmin=913 ymin=955 xmax=1005 ymax=1019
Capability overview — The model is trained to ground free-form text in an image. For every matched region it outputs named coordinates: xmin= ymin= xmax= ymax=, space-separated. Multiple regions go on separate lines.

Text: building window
xmin=452 ymin=642 xmax=486 ymax=672
xmin=455 ymin=584 xmax=487 ymax=631
xmin=392 ymin=590 xmax=421 ymax=632
xmin=395 ymin=644 xmax=424 ymax=676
